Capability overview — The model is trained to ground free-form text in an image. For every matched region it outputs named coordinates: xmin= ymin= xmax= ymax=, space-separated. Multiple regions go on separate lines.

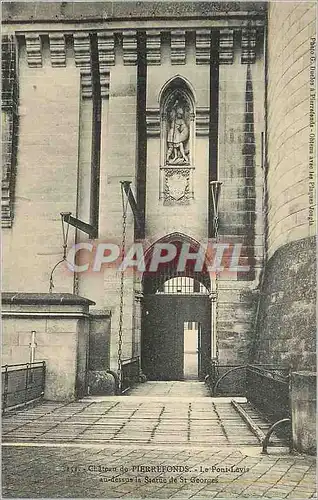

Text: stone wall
xmin=2 ymin=293 xmax=94 ymax=401
xmin=266 ymin=1 xmax=316 ymax=258
xmin=252 ymin=2 xmax=317 ymax=371
xmin=2 ymin=37 xmax=79 ymax=294
xmin=88 ymin=310 xmax=111 ymax=371
xmin=254 ymin=237 xmax=316 ymax=370
xmin=217 ymin=42 xmax=265 ymax=364
xmin=291 ymin=371 xmax=316 ymax=455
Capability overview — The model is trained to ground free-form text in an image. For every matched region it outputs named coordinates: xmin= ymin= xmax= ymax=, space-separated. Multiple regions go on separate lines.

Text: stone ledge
xmin=2 ymin=2 xmax=267 ymax=23
xmin=89 ymin=309 xmax=112 ymax=317
xmin=2 ymin=292 xmax=95 ymax=306
xmin=293 ymin=371 xmax=316 ymax=378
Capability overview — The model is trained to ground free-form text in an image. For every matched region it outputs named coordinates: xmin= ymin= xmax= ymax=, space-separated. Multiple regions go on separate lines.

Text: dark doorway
xmin=141 ymin=278 xmax=211 ymax=381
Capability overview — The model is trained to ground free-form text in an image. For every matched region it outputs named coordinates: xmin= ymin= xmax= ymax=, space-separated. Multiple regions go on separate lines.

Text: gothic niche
xmin=159 ymin=78 xmax=195 ymax=205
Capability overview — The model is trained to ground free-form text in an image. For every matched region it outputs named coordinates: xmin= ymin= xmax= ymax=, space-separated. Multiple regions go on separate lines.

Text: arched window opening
xmin=156 ymin=276 xmax=209 ymax=295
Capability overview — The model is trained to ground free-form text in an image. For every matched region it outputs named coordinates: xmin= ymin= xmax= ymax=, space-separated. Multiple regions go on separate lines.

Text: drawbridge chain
xmin=215 ymin=215 xmax=220 ymax=379
xmin=211 ymin=181 xmax=222 ymax=380
xmin=118 ymin=182 xmax=130 ymax=389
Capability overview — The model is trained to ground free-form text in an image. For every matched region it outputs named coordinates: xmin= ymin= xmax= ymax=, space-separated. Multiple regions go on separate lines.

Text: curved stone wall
xmin=253 ymin=2 xmax=316 ymax=371
xmin=266 ymin=1 xmax=316 ymax=258
xmin=254 ymin=236 xmax=316 ymax=370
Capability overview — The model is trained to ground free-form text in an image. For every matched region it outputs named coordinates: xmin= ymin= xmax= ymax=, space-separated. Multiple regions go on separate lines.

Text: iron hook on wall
xmin=48 ymin=212 xmax=72 ymax=293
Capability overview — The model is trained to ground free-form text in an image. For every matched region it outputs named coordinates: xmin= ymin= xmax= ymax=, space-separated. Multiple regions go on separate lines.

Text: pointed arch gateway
xmin=141 ymin=233 xmax=212 ymax=381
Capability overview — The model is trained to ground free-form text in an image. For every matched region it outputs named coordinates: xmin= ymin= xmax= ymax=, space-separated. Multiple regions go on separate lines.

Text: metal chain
xmin=118 ymin=182 xmax=129 ymax=388
xmin=61 ymin=214 xmax=70 ymax=259
xmin=49 ymin=215 xmax=71 ymax=293
xmin=214 ymin=214 xmax=220 ymax=379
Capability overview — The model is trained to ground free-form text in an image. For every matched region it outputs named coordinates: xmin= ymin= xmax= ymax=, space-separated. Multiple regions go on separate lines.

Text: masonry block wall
xmin=254 ymin=2 xmax=316 ymax=370
xmin=2 ymin=36 xmax=79 ymax=294
xmin=255 ymin=237 xmax=316 ymax=369
xmin=76 ymin=43 xmax=138 ymax=369
xmin=217 ymin=40 xmax=265 ymax=364
xmin=266 ymin=1 xmax=316 ymax=256
xmin=2 ymin=35 xmax=19 ymax=228
xmin=2 ymin=294 xmax=93 ymax=401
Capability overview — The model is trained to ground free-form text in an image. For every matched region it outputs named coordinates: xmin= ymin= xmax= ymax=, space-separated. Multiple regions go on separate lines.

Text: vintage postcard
xmin=1 ymin=0 xmax=317 ymax=499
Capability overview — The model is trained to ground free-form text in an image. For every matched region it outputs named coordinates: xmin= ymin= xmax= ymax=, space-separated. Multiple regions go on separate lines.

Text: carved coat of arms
xmin=165 ymin=169 xmax=190 ymax=201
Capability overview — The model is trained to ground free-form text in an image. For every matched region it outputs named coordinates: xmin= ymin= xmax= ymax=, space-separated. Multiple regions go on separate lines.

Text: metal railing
xmin=120 ymin=357 xmax=140 ymax=394
xmin=246 ymin=365 xmax=291 ymax=452
xmin=206 ymin=361 xmax=289 ymax=399
xmin=2 ymin=362 xmax=46 ymax=413
xmin=205 ymin=361 xmax=292 ymax=451
xmin=246 ymin=364 xmax=290 ymax=422
xmin=206 ymin=361 xmax=247 ymax=396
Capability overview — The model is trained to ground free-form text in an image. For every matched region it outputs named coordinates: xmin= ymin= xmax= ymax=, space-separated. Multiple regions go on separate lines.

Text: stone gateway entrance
xmin=141 ymin=236 xmax=212 ymax=381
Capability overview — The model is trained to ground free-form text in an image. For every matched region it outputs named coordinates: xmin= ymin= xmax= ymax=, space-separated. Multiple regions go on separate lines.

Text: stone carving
xmin=171 ymin=30 xmax=186 ymax=65
xmin=25 ymin=34 xmax=42 ymax=67
xmin=146 ymin=30 xmax=161 ymax=65
xmin=98 ymin=32 xmax=115 ymax=67
xmin=146 ymin=108 xmax=160 ymax=136
xmin=196 ymin=107 xmax=209 ymax=136
xmin=122 ymin=31 xmax=137 ymax=65
xmin=196 ymin=30 xmax=211 ymax=65
xmin=73 ymin=32 xmax=91 ymax=70
xmin=164 ymin=169 xmax=190 ymax=203
xmin=166 ymin=98 xmax=190 ymax=165
xmin=241 ymin=28 xmax=257 ymax=64
xmin=219 ymin=29 xmax=234 ymax=64
xmin=160 ymin=80 xmax=194 ymax=203
xmin=49 ymin=33 xmax=66 ymax=67
xmin=74 ymin=32 xmax=110 ymax=98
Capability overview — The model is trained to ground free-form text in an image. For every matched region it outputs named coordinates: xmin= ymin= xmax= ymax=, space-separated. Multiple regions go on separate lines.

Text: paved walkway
xmin=126 ymin=381 xmax=211 ymax=398
xmin=2 ymin=382 xmax=316 ymax=499
xmin=2 ymin=443 xmax=316 ymax=499
xmin=2 ymin=398 xmax=258 ymax=446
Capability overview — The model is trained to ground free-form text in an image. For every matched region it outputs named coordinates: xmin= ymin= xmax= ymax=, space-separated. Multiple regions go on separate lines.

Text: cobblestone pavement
xmin=2 ymin=382 xmax=316 ymax=498
xmin=2 ymin=443 xmax=316 ymax=499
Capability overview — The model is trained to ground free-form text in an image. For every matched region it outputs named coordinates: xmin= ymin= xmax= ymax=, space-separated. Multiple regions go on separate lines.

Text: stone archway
xmin=141 ymin=233 xmax=212 ymax=381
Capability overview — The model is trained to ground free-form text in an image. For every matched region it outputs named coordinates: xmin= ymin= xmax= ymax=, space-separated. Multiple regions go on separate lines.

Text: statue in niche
xmin=166 ymin=99 xmax=190 ymax=165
